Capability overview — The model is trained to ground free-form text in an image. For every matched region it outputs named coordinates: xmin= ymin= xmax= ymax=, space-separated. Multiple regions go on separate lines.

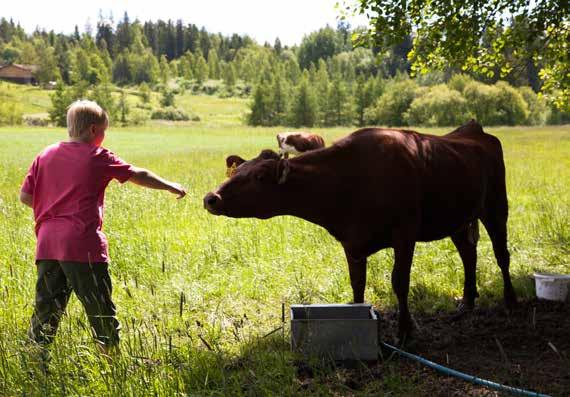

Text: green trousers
xmin=28 ymin=260 xmax=120 ymax=347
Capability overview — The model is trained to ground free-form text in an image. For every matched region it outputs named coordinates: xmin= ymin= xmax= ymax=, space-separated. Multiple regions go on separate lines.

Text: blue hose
xmin=381 ymin=342 xmax=551 ymax=397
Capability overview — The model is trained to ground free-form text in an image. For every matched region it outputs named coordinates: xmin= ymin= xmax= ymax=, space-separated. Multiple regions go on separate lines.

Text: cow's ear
xmin=259 ymin=149 xmax=280 ymax=161
xmin=277 ymin=159 xmax=290 ymax=184
xmin=226 ymin=155 xmax=246 ymax=168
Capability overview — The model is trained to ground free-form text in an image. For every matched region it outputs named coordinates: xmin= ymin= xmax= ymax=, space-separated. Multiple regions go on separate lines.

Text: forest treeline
xmin=0 ymin=13 xmax=569 ymax=127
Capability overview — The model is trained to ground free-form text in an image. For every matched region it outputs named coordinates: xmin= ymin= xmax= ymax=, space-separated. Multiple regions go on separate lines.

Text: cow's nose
xmin=203 ymin=192 xmax=221 ymax=211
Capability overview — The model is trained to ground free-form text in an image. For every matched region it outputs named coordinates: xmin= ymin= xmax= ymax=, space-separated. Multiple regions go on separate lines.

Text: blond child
xmin=20 ymin=100 xmax=186 ymax=354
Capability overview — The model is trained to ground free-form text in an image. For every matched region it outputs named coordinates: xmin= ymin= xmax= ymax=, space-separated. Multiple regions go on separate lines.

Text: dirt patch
xmin=383 ymin=298 xmax=570 ymax=396
xmin=296 ymin=299 xmax=570 ymax=396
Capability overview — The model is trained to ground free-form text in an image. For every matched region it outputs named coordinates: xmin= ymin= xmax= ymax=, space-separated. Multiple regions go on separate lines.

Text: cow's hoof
xmin=505 ymin=292 xmax=518 ymax=312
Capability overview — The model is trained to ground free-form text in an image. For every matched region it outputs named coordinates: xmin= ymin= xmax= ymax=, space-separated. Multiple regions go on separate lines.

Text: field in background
xmin=0 ymin=120 xmax=568 ymax=394
xmin=0 ymin=81 xmax=250 ymax=126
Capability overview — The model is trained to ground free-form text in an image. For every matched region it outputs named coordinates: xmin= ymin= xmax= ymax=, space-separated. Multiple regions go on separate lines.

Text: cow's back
xmin=329 ymin=125 xmax=506 ymax=242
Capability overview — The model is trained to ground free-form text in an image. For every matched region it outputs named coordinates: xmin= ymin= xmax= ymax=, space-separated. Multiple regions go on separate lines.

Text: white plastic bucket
xmin=533 ymin=272 xmax=570 ymax=302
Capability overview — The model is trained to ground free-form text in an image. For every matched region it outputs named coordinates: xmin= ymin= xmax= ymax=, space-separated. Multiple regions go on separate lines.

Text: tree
xmin=274 ymin=38 xmax=282 ymax=55
xmin=207 ymin=49 xmax=220 ymax=79
xmin=324 ymin=77 xmax=352 ymax=126
xmin=297 ymin=26 xmax=344 ymax=69
xmin=351 ymin=0 xmax=569 ymax=110
xmin=90 ymin=79 xmax=115 ymax=120
xmin=193 ymin=53 xmax=208 ymax=84
xmin=36 ymin=45 xmax=61 ymax=84
xmin=115 ymin=12 xmax=133 ymax=53
xmin=354 ymin=76 xmax=375 ymax=126
xmin=159 ymin=54 xmax=170 ymax=84
xmin=139 ymin=82 xmax=151 ymax=104
xmin=365 ymin=78 xmax=418 ymax=126
xmin=160 ymin=88 xmax=175 ymax=107
xmin=112 ymin=51 xmax=132 ymax=85
xmin=248 ymin=82 xmax=271 ymax=126
xmin=291 ymin=77 xmax=318 ymax=127
xmin=270 ymin=76 xmax=289 ymax=126
xmin=223 ymin=62 xmax=237 ymax=90
xmin=117 ymin=90 xmax=129 ymax=124
xmin=49 ymin=80 xmax=70 ymax=127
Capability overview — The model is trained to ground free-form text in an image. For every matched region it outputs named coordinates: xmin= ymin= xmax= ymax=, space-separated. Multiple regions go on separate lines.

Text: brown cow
xmin=276 ymin=131 xmax=325 ymax=158
xmin=204 ymin=120 xmax=517 ymax=340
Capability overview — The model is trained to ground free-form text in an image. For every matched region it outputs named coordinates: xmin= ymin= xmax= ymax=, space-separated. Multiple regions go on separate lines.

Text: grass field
xmin=0 ymin=117 xmax=569 ymax=395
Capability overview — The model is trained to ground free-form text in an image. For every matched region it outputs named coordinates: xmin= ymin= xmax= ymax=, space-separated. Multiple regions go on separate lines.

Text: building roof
xmin=0 ymin=63 xmax=39 ymax=73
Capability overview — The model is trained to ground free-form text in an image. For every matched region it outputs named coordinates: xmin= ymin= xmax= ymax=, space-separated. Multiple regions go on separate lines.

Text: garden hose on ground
xmin=381 ymin=342 xmax=551 ymax=397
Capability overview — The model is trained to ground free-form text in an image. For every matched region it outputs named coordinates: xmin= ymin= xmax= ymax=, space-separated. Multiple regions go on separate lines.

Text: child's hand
xmin=168 ymin=182 xmax=187 ymax=199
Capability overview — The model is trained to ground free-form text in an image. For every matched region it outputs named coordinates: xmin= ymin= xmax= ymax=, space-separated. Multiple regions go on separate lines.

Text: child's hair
xmin=66 ymin=100 xmax=109 ymax=137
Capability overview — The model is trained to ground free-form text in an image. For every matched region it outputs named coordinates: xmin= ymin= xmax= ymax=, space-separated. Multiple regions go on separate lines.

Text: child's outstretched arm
xmin=128 ymin=167 xmax=187 ymax=199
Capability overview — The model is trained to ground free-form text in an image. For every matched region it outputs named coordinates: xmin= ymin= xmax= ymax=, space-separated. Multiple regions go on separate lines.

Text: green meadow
xmin=0 ymin=96 xmax=568 ymax=394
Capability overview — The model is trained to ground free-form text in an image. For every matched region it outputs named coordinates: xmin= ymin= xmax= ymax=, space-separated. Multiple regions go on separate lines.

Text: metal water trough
xmin=290 ymin=304 xmax=378 ymax=361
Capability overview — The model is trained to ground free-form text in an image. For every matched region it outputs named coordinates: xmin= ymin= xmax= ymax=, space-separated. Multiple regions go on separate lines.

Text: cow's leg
xmin=391 ymin=239 xmax=416 ymax=341
xmin=451 ymin=221 xmax=479 ymax=311
xmin=481 ymin=212 xmax=517 ymax=310
xmin=345 ymin=251 xmax=367 ymax=303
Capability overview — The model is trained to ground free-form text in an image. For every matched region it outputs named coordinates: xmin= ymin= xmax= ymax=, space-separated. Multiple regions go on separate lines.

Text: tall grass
xmin=0 ymin=124 xmax=568 ymax=395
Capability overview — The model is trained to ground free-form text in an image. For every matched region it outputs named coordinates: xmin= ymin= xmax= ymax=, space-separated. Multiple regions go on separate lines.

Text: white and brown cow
xmin=276 ymin=132 xmax=325 ymax=158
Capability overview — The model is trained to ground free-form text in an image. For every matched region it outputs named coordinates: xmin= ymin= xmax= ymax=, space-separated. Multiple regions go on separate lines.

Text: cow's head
xmin=204 ymin=149 xmax=290 ymax=218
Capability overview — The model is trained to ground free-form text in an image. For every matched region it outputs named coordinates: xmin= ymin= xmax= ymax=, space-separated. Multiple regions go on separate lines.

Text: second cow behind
xmin=276 ymin=131 xmax=325 ymax=158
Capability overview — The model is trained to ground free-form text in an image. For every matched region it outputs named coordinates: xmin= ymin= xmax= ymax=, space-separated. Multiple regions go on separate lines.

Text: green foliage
xmin=297 ymin=26 xmax=347 ymax=69
xmin=518 ymin=87 xmax=550 ymax=126
xmin=0 ymin=44 xmax=20 ymax=63
xmin=139 ymin=82 xmax=151 ymax=103
xmin=222 ymin=63 xmax=237 ymax=90
xmin=150 ymin=107 xmax=190 ymax=121
xmin=193 ymin=54 xmax=208 ymax=84
xmin=160 ymin=88 xmax=176 ymax=107
xmin=323 ymin=78 xmax=353 ymax=126
xmin=90 ymin=80 xmax=116 ymax=119
xmin=247 ymin=83 xmax=271 ymax=126
xmin=365 ymin=78 xmax=418 ymax=126
xmin=463 ymin=81 xmax=529 ymax=126
xmin=404 ymin=85 xmax=471 ymax=126
xmin=448 ymin=74 xmax=474 ymax=93
xmin=48 ymin=80 xmax=70 ymax=127
xmin=290 ymin=77 xmax=318 ymax=127
xmin=0 ymin=101 xmax=22 ymax=125
xmin=117 ymin=90 xmax=129 ymax=124
xmin=352 ymin=0 xmax=569 ymax=110
xmin=269 ymin=77 xmax=289 ymax=126
xmin=35 ymin=45 xmax=60 ymax=84
xmin=128 ymin=108 xmax=150 ymax=125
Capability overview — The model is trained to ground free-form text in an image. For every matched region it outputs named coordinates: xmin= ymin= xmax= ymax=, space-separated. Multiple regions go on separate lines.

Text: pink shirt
xmin=21 ymin=142 xmax=134 ymax=263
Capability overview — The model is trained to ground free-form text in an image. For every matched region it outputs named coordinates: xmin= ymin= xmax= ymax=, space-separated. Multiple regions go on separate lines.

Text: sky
xmin=2 ymin=0 xmax=369 ymax=46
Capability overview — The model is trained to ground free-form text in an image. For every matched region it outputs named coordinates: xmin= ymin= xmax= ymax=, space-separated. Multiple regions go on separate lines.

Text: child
xmin=20 ymin=100 xmax=186 ymax=355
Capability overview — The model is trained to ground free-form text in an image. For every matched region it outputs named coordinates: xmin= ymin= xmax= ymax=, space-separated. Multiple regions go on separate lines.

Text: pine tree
xmin=223 ymin=63 xmax=237 ymax=91
xmin=36 ymin=45 xmax=61 ymax=84
xmin=118 ymin=90 xmax=129 ymax=124
xmin=139 ymin=82 xmax=151 ymax=103
xmin=207 ymin=50 xmax=220 ymax=79
xmin=160 ymin=88 xmax=175 ymax=107
xmin=354 ymin=76 xmax=370 ymax=126
xmin=90 ymin=76 xmax=115 ymax=119
xmin=326 ymin=77 xmax=351 ymax=126
xmin=159 ymin=55 xmax=170 ymax=84
xmin=48 ymin=80 xmax=70 ymax=127
xmin=291 ymin=77 xmax=317 ymax=127
xmin=270 ymin=76 xmax=288 ymax=126
xmin=194 ymin=54 xmax=208 ymax=84
xmin=248 ymin=83 xmax=270 ymax=126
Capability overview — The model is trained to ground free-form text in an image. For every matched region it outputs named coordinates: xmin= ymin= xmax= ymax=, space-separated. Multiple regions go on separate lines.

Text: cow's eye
xmin=255 ymin=173 xmax=266 ymax=183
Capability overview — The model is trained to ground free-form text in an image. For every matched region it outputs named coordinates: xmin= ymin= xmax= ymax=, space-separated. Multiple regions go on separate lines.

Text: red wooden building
xmin=0 ymin=64 xmax=38 ymax=84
